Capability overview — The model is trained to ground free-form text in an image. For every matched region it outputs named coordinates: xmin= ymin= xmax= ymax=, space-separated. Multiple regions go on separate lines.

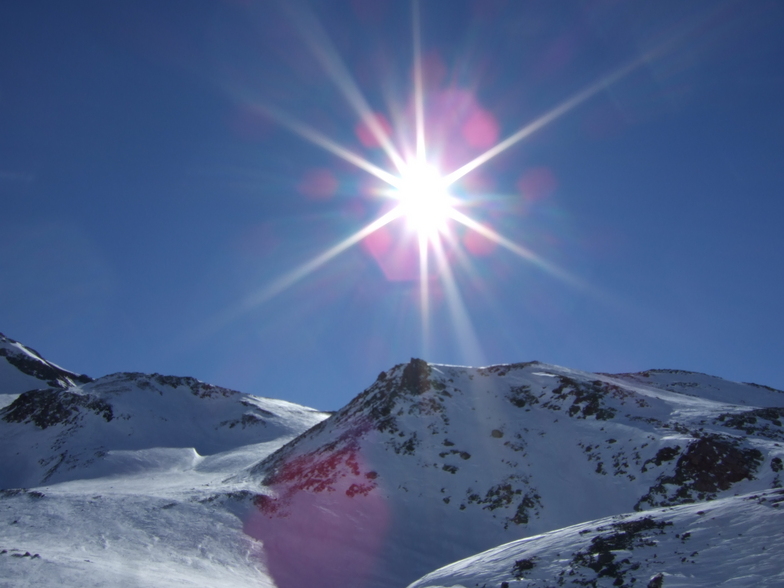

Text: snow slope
xmin=408 ymin=487 xmax=784 ymax=588
xmin=2 ymin=333 xmax=784 ymax=588
xmin=0 ymin=405 xmax=325 ymax=587
xmin=0 ymin=371 xmax=328 ymax=489
xmin=241 ymin=359 xmax=784 ymax=588
xmin=0 ymin=333 xmax=331 ymax=587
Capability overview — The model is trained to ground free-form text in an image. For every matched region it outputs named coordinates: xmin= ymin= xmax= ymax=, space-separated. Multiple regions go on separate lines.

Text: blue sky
xmin=1 ymin=0 xmax=783 ymax=410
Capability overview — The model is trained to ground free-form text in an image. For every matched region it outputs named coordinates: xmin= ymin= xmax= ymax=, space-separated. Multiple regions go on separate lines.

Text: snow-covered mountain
xmin=0 ymin=332 xmax=330 ymax=587
xmin=0 ymin=332 xmax=328 ymax=489
xmin=2 ymin=333 xmax=783 ymax=587
xmin=408 ymin=487 xmax=784 ymax=588
xmin=0 ymin=332 xmax=91 ymax=400
xmin=241 ymin=359 xmax=784 ymax=588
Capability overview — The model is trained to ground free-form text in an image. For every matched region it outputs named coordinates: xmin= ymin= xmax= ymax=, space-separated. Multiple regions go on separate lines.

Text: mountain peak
xmin=237 ymin=359 xmax=784 ymax=588
xmin=2 ymin=334 xmax=783 ymax=588
xmin=0 ymin=332 xmax=91 ymax=393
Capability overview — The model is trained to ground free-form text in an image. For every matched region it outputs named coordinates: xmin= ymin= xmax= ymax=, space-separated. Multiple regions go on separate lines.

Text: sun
xmin=236 ymin=0 xmax=645 ymax=312
xmin=394 ymin=160 xmax=454 ymax=238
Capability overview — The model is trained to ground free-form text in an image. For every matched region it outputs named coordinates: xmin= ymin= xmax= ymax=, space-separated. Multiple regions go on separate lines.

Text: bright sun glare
xmin=233 ymin=0 xmax=664 ymax=345
xmin=395 ymin=161 xmax=453 ymax=237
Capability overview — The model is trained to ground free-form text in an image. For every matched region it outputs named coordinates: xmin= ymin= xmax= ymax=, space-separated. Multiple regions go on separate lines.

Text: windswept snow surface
xmin=0 ymin=371 xmax=328 ymax=489
xmin=408 ymin=488 xmax=784 ymax=588
xmin=2 ymin=337 xmax=784 ymax=588
xmin=0 ymin=333 xmax=330 ymax=587
xmin=242 ymin=359 xmax=784 ymax=588
xmin=0 ymin=486 xmax=273 ymax=588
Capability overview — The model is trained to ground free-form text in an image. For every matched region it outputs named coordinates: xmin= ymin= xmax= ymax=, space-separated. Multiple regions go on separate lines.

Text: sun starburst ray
xmin=449 ymin=209 xmax=583 ymax=288
xmin=176 ymin=207 xmax=404 ymax=352
xmin=412 ymin=0 xmax=426 ymax=163
xmin=246 ymin=100 xmax=401 ymax=188
xmin=430 ymin=236 xmax=485 ymax=364
xmin=418 ymin=233 xmax=431 ymax=355
xmin=440 ymin=226 xmax=493 ymax=289
xmin=204 ymin=3 xmax=683 ymax=346
xmin=444 ymin=56 xmax=652 ymax=187
xmin=282 ymin=1 xmax=407 ymax=173
xmin=241 ymin=207 xmax=403 ymax=310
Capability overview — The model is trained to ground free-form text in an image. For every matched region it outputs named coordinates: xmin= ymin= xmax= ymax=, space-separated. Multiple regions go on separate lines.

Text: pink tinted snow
xmin=243 ymin=442 xmax=389 ymax=588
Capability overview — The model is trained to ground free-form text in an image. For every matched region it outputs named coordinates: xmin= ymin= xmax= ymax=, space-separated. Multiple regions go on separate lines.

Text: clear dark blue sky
xmin=2 ymin=0 xmax=783 ymax=410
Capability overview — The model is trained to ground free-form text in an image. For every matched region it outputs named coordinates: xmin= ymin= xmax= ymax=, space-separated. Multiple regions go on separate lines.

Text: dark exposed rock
xmin=467 ymin=482 xmax=521 ymax=511
xmin=220 ymin=413 xmax=267 ymax=429
xmin=511 ymin=492 xmax=541 ymax=526
xmin=1 ymin=389 xmax=113 ymax=429
xmin=477 ymin=361 xmax=539 ymax=378
xmin=0 ymin=488 xmax=45 ymax=499
xmin=542 ymin=377 xmax=618 ymax=420
xmin=0 ymin=339 xmax=91 ymax=388
xmin=743 ymin=382 xmax=784 ymax=395
xmin=401 ymin=358 xmax=432 ymax=395
xmin=716 ymin=407 xmax=784 ymax=439
xmin=512 ymin=558 xmax=536 ymax=579
xmin=569 ymin=517 xmax=672 ymax=586
xmin=508 ymin=385 xmax=539 ymax=409
xmin=641 ymin=446 xmax=681 ymax=472
xmin=389 ymin=432 xmax=420 ymax=455
xmin=636 ymin=435 xmax=764 ymax=509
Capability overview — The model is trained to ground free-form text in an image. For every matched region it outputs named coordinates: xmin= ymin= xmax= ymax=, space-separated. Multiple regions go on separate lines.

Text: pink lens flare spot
xmin=461 ymin=107 xmax=500 ymax=149
xmin=463 ymin=229 xmax=497 ymax=257
xmin=459 ymin=170 xmax=496 ymax=194
xmin=361 ymin=225 xmax=426 ymax=282
xmin=374 ymin=243 xmax=420 ymax=282
xmin=242 ymin=441 xmax=389 ymax=588
xmin=355 ymin=112 xmax=393 ymax=148
xmin=298 ymin=168 xmax=339 ymax=200
xmin=517 ymin=167 xmax=558 ymax=202
xmin=361 ymin=224 xmax=393 ymax=258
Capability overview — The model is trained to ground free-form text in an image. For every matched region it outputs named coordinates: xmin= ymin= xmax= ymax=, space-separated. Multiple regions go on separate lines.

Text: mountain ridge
xmin=2 ymin=336 xmax=783 ymax=587
xmin=235 ymin=357 xmax=784 ymax=587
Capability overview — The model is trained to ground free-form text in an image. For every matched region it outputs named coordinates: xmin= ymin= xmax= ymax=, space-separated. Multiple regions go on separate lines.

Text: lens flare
xmin=196 ymin=0 xmax=679 ymax=358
